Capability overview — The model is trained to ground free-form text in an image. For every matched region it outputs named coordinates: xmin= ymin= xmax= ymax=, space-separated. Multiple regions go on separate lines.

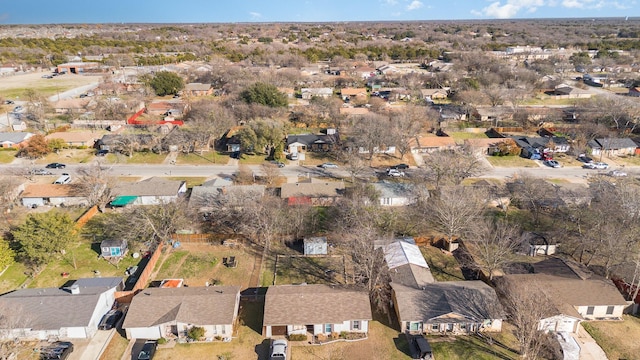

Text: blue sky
xmin=0 ymin=0 xmax=636 ymax=24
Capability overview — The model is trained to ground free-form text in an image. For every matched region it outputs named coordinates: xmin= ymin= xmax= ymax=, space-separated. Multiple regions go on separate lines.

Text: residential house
xmin=0 ymin=277 xmax=123 ymax=340
xmin=588 ymin=138 xmax=638 ymax=156
xmin=339 ymin=88 xmax=367 ymax=101
xmin=372 ymin=181 xmax=418 ymax=207
xmin=464 ymin=138 xmax=518 ymax=156
xmin=56 ymin=61 xmax=101 ymax=74
xmin=301 ymin=88 xmax=333 ymax=100
xmin=0 ymin=132 xmax=33 ymax=148
xmin=552 ymin=84 xmax=593 ymax=99
xmin=383 ymin=240 xmax=435 ymax=288
xmin=222 ymin=126 xmax=243 ymax=153
xmin=183 ymin=83 xmax=213 ymax=97
xmin=420 ymin=89 xmax=448 ymax=102
xmin=474 ymin=107 xmax=513 ymax=124
xmin=189 ymin=182 xmax=266 ymax=214
xmin=262 ymin=284 xmax=372 ymax=338
xmin=96 ymin=133 xmax=158 ymax=152
xmin=409 ymin=135 xmax=458 ymax=153
xmin=509 ymin=136 xmax=571 ymax=158
xmin=45 ymin=131 xmax=99 ymax=148
xmin=123 ymin=286 xmax=241 ymax=340
xmin=9 ymin=117 xmax=27 ymax=131
xmin=286 ymin=130 xmax=339 ymax=158
xmin=392 ymin=281 xmax=505 ymax=335
xmin=146 ymin=100 xmax=188 ymax=117
xmin=433 ymin=104 xmax=468 ymax=125
xmin=377 ymin=64 xmax=399 ymax=75
xmin=280 ymin=180 xmax=345 ymax=206
xmin=351 ymin=66 xmax=376 ymax=79
xmin=303 ymin=237 xmax=328 ymax=255
xmin=499 ymin=257 xmax=628 ymax=333
xmin=110 ymin=177 xmax=187 ymax=206
xmin=100 ymin=239 xmax=128 ymax=259
xmin=52 ymin=98 xmax=91 ymax=114
xmin=21 ymin=184 xmax=89 ymax=208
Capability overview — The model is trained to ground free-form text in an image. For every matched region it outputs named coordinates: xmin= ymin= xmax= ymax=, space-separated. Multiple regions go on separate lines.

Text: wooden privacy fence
xmin=75 ymin=205 xmax=99 ymax=229
xmin=114 ymin=242 xmax=164 ymax=303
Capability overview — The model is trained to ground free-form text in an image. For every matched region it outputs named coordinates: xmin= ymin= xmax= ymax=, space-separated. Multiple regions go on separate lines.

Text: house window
xmin=460 ymin=323 xmax=467 ymax=330
xmin=324 ymin=324 xmax=332 ymax=333
xmin=351 ymin=320 xmax=360 ymax=330
xmin=409 ymin=322 xmax=421 ymax=331
xmin=221 ymin=326 xmax=226 ymax=335
xmin=586 ymin=306 xmax=595 ymax=315
xmin=431 ymin=324 xmax=439 ymax=331
xmin=606 ymin=306 xmax=615 ymax=315
xmin=382 ymin=198 xmax=391 ymax=205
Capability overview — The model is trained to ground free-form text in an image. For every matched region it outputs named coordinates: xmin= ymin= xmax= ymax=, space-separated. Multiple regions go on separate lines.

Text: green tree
xmin=187 ymin=326 xmax=205 ymax=340
xmin=147 ymin=71 xmax=184 ymax=96
xmin=0 ymin=239 xmax=15 ymax=270
xmin=12 ymin=211 xmax=77 ymax=267
xmin=47 ymin=138 xmax=67 ymax=153
xmin=236 ymin=127 xmax=258 ymax=154
xmin=240 ymin=82 xmax=288 ymax=108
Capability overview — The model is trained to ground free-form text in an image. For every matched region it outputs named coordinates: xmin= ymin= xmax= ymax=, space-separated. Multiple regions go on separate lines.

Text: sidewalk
xmin=572 ymin=325 xmax=608 ymax=360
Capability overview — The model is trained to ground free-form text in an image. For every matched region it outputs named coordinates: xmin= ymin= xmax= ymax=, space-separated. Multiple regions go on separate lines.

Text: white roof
xmin=384 ymin=241 xmax=429 ymax=270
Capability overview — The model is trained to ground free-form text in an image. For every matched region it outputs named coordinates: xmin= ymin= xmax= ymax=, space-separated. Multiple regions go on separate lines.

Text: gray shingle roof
xmin=263 ymin=284 xmax=372 ymax=326
xmin=591 ymin=138 xmax=638 ymax=150
xmin=113 ymin=177 xmax=185 ymax=197
xmin=122 ymin=286 xmax=240 ymax=328
xmin=0 ymin=277 xmax=122 ymax=330
xmin=0 ymin=132 xmax=32 ymax=144
xmin=392 ymin=281 xmax=505 ymax=324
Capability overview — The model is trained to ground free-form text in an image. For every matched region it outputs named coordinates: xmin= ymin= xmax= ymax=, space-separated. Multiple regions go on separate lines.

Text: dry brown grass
xmin=583 ymin=315 xmax=640 ymax=360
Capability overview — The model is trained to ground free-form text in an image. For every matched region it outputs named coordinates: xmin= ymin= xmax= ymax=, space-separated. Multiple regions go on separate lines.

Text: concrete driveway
xmin=68 ymin=329 xmax=115 ymax=360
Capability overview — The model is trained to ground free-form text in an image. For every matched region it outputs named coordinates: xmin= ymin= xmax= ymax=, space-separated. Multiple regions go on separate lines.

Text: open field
xmin=152 ymin=243 xmax=259 ymax=288
xmin=583 ymin=315 xmax=640 ymax=360
xmin=0 ymin=72 xmax=101 ymax=98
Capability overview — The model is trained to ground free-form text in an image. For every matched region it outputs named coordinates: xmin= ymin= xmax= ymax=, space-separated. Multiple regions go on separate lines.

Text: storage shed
xmin=303 ymin=237 xmax=328 ymax=255
xmin=100 ymin=239 xmax=128 ymax=259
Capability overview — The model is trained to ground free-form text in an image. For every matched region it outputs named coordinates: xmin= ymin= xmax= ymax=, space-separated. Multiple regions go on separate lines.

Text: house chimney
xmin=69 ymin=284 xmax=80 ymax=295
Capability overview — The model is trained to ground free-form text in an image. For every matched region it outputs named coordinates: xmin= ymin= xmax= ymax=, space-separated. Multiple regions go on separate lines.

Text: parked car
xmin=13 ymin=105 xmax=24 ymax=113
xmin=288 ymin=153 xmax=299 ymax=161
xmin=53 ymin=174 xmax=71 ymax=184
xmin=318 ymin=162 xmax=338 ymax=169
xmin=391 ymin=163 xmax=410 ymax=170
xmin=270 ymin=339 xmax=288 ymax=360
xmin=40 ymin=341 xmax=73 ymax=360
xmin=607 ymin=170 xmax=628 ymax=177
xmin=137 ymin=341 xmax=156 ymax=360
xmin=42 ymin=74 xmax=53 ymax=79
xmin=269 ymin=160 xmax=285 ymax=168
xmin=98 ymin=309 xmax=124 ymax=330
xmin=96 ymin=149 xmax=109 ymax=156
xmin=543 ymin=160 xmax=561 ymax=168
xmin=387 ymin=169 xmax=405 ymax=177
xmin=125 ymin=265 xmax=139 ymax=276
xmin=408 ymin=335 xmax=434 ymax=360
xmin=31 ymin=168 xmax=53 ymax=175
xmin=584 ymin=161 xmax=608 ymax=170
xmin=79 ymin=93 xmax=88 ymax=98
xmin=4 ymin=100 xmax=14 ymax=105
xmin=577 ymin=154 xmax=593 ymax=163
xmin=46 ymin=163 xmax=66 ymax=169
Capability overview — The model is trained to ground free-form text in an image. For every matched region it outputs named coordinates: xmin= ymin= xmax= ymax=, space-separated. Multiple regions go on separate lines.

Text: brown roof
xmin=113 ymin=177 xmax=185 ymax=197
xmin=410 ymin=135 xmax=457 ymax=148
xmin=21 ymin=184 xmax=83 ymax=198
xmin=53 ymin=98 xmax=90 ymax=109
xmin=464 ymin=138 xmax=515 ymax=148
xmin=340 ymin=88 xmax=367 ymax=96
xmin=263 ymin=284 xmax=372 ymax=326
xmin=280 ymin=181 xmax=345 ymax=199
xmin=122 ymin=286 xmax=240 ymax=328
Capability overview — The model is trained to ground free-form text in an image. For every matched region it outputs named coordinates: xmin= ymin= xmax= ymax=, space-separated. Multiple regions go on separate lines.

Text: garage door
xmin=129 ymin=327 xmax=162 ymax=340
xmin=271 ymin=326 xmax=287 ymax=336
xmin=556 ymin=319 xmax=576 ymax=333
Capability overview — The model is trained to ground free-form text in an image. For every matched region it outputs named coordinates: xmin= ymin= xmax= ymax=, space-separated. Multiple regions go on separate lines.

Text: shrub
xmin=157 ymin=338 xmax=167 ymax=345
xmin=187 ymin=326 xmax=205 ymax=340
xmin=339 ymin=331 xmax=348 ymax=339
xmin=288 ymin=334 xmax=307 ymax=341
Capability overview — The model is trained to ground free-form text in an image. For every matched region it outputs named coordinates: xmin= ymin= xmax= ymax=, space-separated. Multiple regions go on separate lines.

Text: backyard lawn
xmin=152 ymin=243 xmax=259 ymax=288
xmin=0 ymin=262 xmax=29 ymax=294
xmin=420 ymin=245 xmax=465 ymax=282
xmin=274 ymin=255 xmax=346 ymax=285
xmin=583 ymin=315 xmax=640 ymax=360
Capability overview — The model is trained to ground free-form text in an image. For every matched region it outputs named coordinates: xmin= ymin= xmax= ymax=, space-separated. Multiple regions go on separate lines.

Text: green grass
xmin=34 ymin=149 xmax=95 ymax=164
xmin=238 ymin=153 xmax=269 ymax=164
xmin=274 ymin=255 xmax=345 ymax=285
xmin=420 ymin=245 xmax=465 ymax=281
xmin=486 ymin=156 xmax=538 ymax=167
xmin=176 ymin=152 xmax=225 ymax=165
xmin=165 ymin=177 xmax=207 ymax=188
xmin=583 ymin=316 xmax=640 ymax=360
xmin=0 ymin=262 xmax=29 ymax=294
xmin=0 ymin=150 xmax=17 ymax=164
xmin=430 ymin=336 xmax=519 ymax=360
xmin=29 ymin=239 xmax=140 ymax=288
xmin=179 ymin=253 xmax=219 ymax=279
xmin=119 ymin=152 xmax=167 ymax=164
xmin=154 ymin=250 xmax=189 ymax=279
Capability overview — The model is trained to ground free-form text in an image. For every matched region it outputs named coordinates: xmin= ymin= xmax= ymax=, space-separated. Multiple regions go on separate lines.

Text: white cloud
xmin=249 ymin=12 xmax=262 ymax=19
xmin=407 ymin=0 xmax=424 ymax=10
xmin=474 ymin=0 xmax=545 ymax=19
xmin=381 ymin=0 xmax=399 ymax=5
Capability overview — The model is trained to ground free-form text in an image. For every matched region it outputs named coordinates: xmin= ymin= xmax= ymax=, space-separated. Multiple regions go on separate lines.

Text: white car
xmin=387 ymin=169 xmax=405 ymax=177
xmin=319 ymin=162 xmax=338 ymax=169
xmin=270 ymin=339 xmax=287 ymax=360
xmin=543 ymin=160 xmax=560 ymax=168
xmin=607 ymin=170 xmax=627 ymax=177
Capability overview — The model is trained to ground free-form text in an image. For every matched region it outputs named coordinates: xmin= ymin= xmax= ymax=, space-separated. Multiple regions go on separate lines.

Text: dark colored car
xmin=98 ymin=309 xmax=123 ymax=330
xmin=40 ymin=341 xmax=73 ymax=360
xmin=391 ymin=163 xmax=410 ymax=170
xmin=45 ymin=163 xmax=66 ymax=169
xmin=137 ymin=341 xmax=157 ymax=360
xmin=269 ymin=160 xmax=285 ymax=168
xmin=96 ymin=149 xmax=109 ymax=156
xmin=577 ymin=155 xmax=593 ymax=163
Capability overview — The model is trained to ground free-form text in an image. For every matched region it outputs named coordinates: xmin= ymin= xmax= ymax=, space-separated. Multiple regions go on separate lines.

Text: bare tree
xmin=464 ymin=217 xmax=521 ymax=280
xmin=74 ymin=163 xmax=115 ymax=209
xmin=421 ymin=149 xmax=487 ymax=190
xmin=260 ymin=162 xmax=281 ymax=186
xmin=423 ymin=186 xmax=486 ymax=251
